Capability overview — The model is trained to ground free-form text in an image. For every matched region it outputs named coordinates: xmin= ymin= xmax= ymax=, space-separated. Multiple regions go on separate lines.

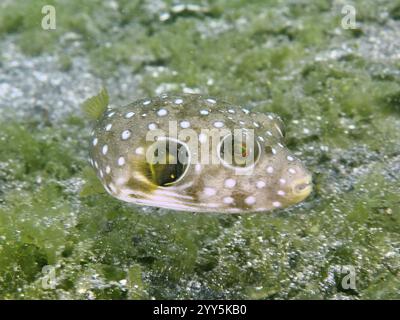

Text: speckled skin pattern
xmin=89 ymin=94 xmax=312 ymax=212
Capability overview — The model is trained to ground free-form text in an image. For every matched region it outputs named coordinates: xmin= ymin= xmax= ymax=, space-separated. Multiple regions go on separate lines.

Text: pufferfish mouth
xmin=291 ymin=176 xmax=313 ymax=202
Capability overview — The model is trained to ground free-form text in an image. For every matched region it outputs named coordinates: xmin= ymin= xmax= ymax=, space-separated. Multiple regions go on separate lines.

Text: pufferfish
xmin=84 ymin=88 xmax=312 ymax=213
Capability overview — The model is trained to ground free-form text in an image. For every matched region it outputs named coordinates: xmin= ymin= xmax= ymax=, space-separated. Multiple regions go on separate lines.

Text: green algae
xmin=0 ymin=0 xmax=400 ymax=299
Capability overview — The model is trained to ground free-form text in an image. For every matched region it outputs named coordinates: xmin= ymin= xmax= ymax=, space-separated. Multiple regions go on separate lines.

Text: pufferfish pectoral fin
xmin=81 ymin=87 xmax=109 ymax=120
xmin=79 ymin=166 xmax=107 ymax=197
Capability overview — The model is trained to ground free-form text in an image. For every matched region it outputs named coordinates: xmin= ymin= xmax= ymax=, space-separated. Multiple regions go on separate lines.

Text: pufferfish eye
xmin=147 ymin=138 xmax=190 ymax=186
xmin=218 ymin=132 xmax=261 ymax=169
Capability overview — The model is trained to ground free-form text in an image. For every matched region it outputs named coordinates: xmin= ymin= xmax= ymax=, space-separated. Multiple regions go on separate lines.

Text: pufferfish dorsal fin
xmin=81 ymin=87 xmax=109 ymax=120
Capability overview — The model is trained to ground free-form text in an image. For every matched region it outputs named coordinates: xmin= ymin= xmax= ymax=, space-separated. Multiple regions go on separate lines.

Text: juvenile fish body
xmin=87 ymin=92 xmax=312 ymax=213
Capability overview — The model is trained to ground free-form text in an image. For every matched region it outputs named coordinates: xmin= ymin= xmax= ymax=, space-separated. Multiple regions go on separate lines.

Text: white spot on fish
xmin=288 ymin=168 xmax=296 ymax=174
xmin=125 ymin=112 xmax=135 ymax=118
xmin=256 ymin=181 xmax=266 ymax=189
xmin=135 ymin=147 xmax=144 ymax=155
xmin=224 ymin=178 xmax=236 ymax=188
xmin=157 ymin=108 xmax=168 ymax=117
xmin=102 ymin=145 xmax=108 ymax=155
xmin=206 ymin=98 xmax=216 ymax=104
xmin=180 ymin=120 xmax=190 ymax=129
xmin=267 ymin=166 xmax=274 ymax=174
xmin=213 ymin=121 xmax=224 ymax=128
xmin=148 ymin=123 xmax=158 ymax=130
xmin=121 ymin=130 xmax=131 ymax=140
xmin=245 ymin=196 xmax=256 ymax=205
xmin=272 ymin=201 xmax=281 ymax=208
xmin=118 ymin=157 xmax=125 ymax=166
xmin=279 ymin=178 xmax=286 ymax=185
xmin=203 ymin=187 xmax=216 ymax=196
xmin=277 ymin=190 xmax=286 ymax=196
xmin=223 ymin=196 xmax=234 ymax=204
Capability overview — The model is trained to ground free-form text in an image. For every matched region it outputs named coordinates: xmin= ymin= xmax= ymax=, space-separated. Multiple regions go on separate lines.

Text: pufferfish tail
xmin=81 ymin=87 xmax=109 ymax=121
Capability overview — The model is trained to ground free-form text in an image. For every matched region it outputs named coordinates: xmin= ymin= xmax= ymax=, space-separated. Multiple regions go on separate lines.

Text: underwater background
xmin=0 ymin=0 xmax=399 ymax=299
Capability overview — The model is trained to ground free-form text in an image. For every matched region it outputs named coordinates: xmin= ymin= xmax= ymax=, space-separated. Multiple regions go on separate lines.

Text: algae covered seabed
xmin=0 ymin=0 xmax=399 ymax=299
